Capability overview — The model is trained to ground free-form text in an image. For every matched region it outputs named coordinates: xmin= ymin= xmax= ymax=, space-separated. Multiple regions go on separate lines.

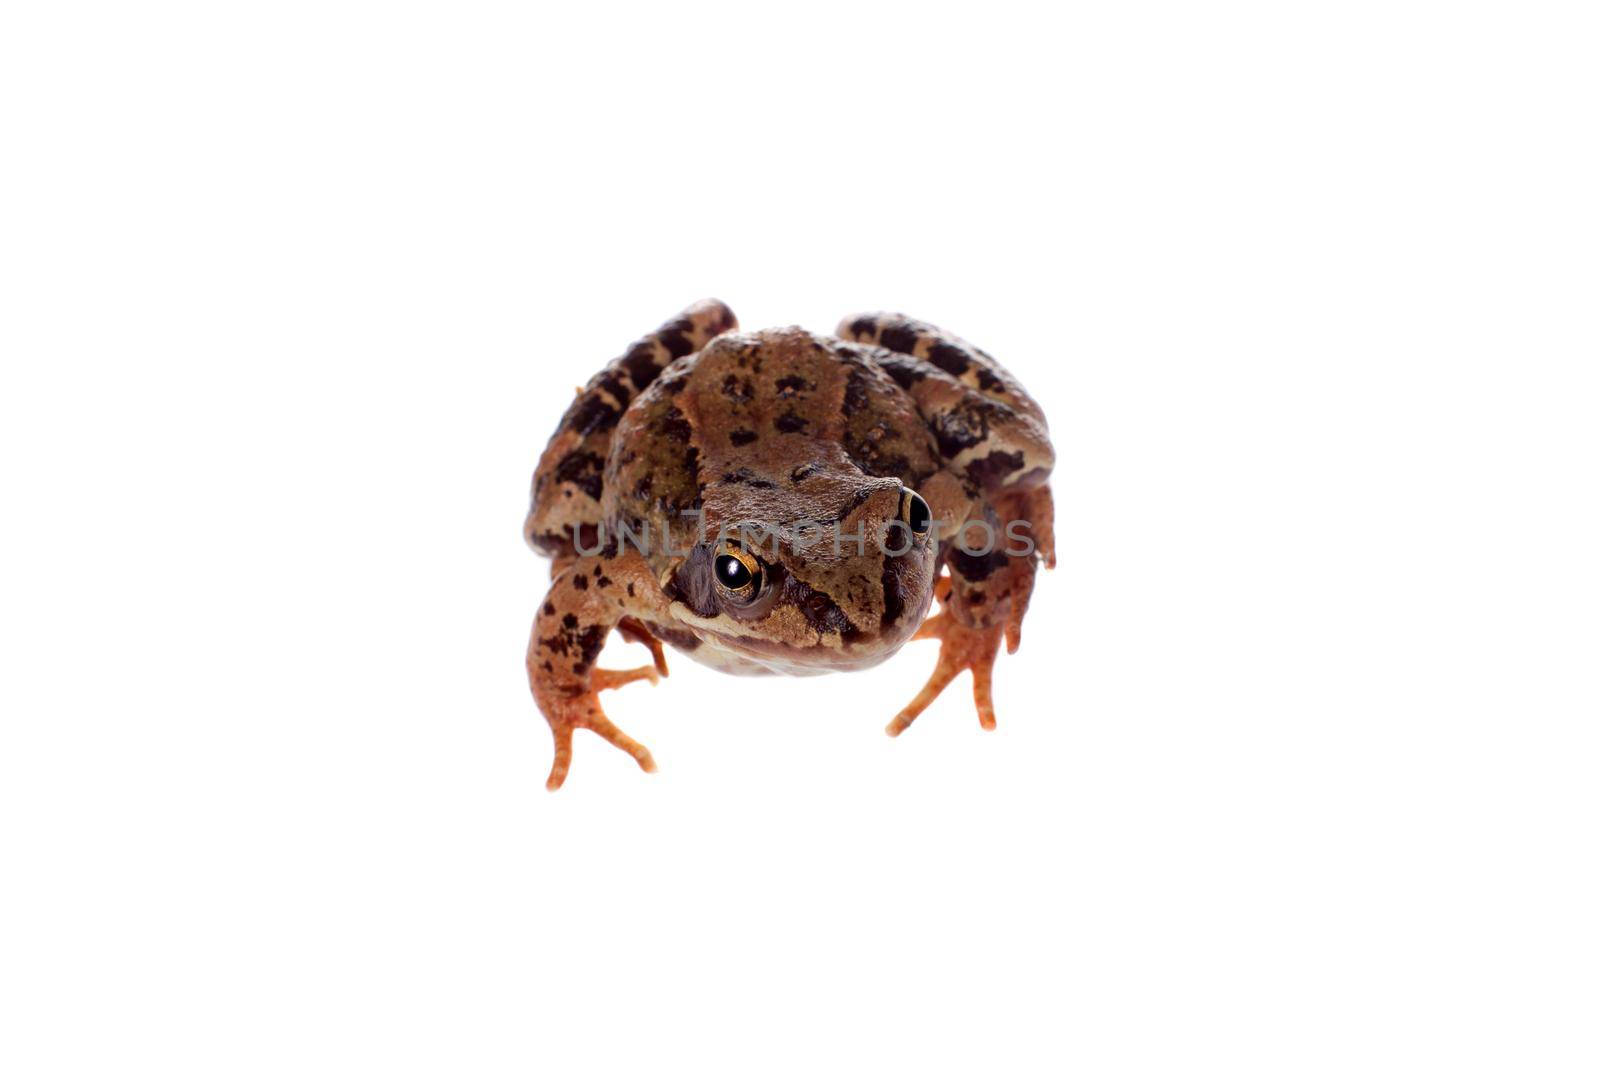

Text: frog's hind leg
xmin=836 ymin=310 xmax=1047 ymax=426
xmin=525 ymin=299 xmax=738 ymax=556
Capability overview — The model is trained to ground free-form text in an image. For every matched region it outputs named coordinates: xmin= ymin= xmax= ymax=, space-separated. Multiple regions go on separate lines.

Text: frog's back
xmin=603 ymin=327 xmax=943 ymax=554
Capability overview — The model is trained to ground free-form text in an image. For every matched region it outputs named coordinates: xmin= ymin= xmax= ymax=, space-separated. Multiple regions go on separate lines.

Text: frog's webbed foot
xmin=541 ymin=666 xmax=661 ymax=791
xmin=886 ymin=608 xmax=1004 ymax=736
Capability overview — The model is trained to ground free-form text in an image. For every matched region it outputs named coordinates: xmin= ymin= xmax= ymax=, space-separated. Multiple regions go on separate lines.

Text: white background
xmin=3 ymin=2 xmax=1597 ymax=1064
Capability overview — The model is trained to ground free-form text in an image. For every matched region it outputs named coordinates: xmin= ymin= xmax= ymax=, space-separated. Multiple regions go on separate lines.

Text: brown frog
xmin=524 ymin=299 xmax=1055 ymax=789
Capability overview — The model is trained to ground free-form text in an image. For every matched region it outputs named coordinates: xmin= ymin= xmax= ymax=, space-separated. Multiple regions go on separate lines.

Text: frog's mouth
xmin=687 ymin=550 xmax=935 ymax=675
xmin=701 ymin=629 xmax=916 ymax=676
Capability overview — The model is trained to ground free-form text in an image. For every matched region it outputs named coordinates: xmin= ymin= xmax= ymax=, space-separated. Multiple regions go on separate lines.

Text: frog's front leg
xmin=888 ymin=596 xmax=1001 ymax=736
xmin=526 ymin=551 xmax=674 ymax=791
xmin=886 ymin=491 xmax=1049 ymax=735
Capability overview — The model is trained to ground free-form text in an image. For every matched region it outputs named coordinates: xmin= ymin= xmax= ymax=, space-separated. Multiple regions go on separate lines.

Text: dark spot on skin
xmin=949 ymin=546 xmax=1007 ymax=582
xmin=844 ymin=420 xmax=916 ymax=481
xmin=722 ymin=375 xmax=753 ymax=403
xmin=780 ymin=575 xmax=857 ymax=637
xmin=721 ymin=468 xmax=777 ymax=490
xmin=790 ymin=463 xmax=819 ymax=482
xmin=543 ymin=603 xmax=555 ymax=616
xmin=842 ymin=368 xmax=870 ymax=415
xmin=732 ymin=342 xmax=764 ymax=373
xmin=927 ymin=341 xmax=971 ymax=377
xmin=659 ymin=374 xmax=689 ymax=396
xmin=654 ymin=406 xmax=693 ymax=444
xmin=930 ymin=398 xmax=995 ymax=458
xmin=730 ymin=428 xmax=758 ymax=446
xmin=562 ymin=613 xmax=578 ymax=629
xmin=593 ymin=565 xmax=602 ymax=576
xmin=619 ymin=339 xmax=661 ymax=390
xmin=880 ymin=554 xmax=913 ymax=629
xmin=563 ymin=391 xmax=622 ymax=436
xmin=626 ymin=582 xmax=635 ymax=597
xmin=658 ymin=317 xmax=696 ymax=358
xmin=775 ymin=412 xmax=809 ymax=434
xmin=576 ymin=625 xmax=607 ymax=665
xmin=849 ymin=316 xmax=876 ymax=340
xmin=879 ymin=355 xmax=930 ymax=392
xmin=597 ymin=575 xmax=612 ymax=588
xmin=597 ymin=373 xmax=632 ymax=408
xmin=775 ymin=375 xmax=811 ymax=398
xmin=878 ymin=324 xmax=919 ymax=354
xmin=847 ymin=453 xmax=911 ymax=480
xmin=975 ymin=366 xmax=1003 ymax=393
xmin=964 ymin=449 xmax=1026 ymax=490
xmin=881 ymin=519 xmax=909 ymax=556
xmin=685 ymin=445 xmax=702 ymax=511
xmin=834 ymin=342 xmax=867 ymax=367
xmin=572 ymin=574 xmax=588 ymax=591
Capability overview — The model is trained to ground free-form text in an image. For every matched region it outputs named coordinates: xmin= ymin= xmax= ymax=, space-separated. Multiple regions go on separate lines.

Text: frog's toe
xmin=546 ymin=723 xmax=576 ymax=791
xmin=911 ymin=611 xmax=947 ymax=641
xmin=886 ymin=612 xmax=1003 ymax=737
xmin=542 ymin=690 xmax=658 ymax=791
xmin=1003 ymin=562 xmax=1037 ymax=655
xmin=585 ymin=713 xmax=657 ymax=774
xmin=591 ymin=664 xmax=660 ymax=691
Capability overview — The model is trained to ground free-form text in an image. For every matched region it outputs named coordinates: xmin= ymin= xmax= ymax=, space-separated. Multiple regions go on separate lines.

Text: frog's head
xmin=664 ymin=476 xmax=939 ymax=673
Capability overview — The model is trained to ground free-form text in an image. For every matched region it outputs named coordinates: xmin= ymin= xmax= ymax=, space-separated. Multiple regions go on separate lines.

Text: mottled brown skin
xmin=525 ymin=300 xmax=1055 ymax=789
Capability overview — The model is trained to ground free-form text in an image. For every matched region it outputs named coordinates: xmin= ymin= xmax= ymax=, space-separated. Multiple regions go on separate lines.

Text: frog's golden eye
xmin=713 ymin=544 xmax=762 ymax=596
xmin=899 ymin=489 xmax=933 ymax=536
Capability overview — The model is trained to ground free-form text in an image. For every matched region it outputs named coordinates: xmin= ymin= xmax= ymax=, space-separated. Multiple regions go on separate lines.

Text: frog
xmin=524 ymin=299 xmax=1056 ymax=790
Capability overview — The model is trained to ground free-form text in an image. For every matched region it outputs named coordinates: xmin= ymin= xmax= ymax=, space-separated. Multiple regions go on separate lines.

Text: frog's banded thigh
xmin=526 ymin=299 xmax=738 ymax=557
xmin=835 ymin=312 xmax=1053 ymax=497
xmin=837 ymin=312 xmax=1045 ymax=423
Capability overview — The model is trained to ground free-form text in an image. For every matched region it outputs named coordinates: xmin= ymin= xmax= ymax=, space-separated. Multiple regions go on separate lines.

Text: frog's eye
xmin=713 ymin=544 xmax=762 ymax=596
xmin=899 ymin=489 xmax=933 ymax=536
